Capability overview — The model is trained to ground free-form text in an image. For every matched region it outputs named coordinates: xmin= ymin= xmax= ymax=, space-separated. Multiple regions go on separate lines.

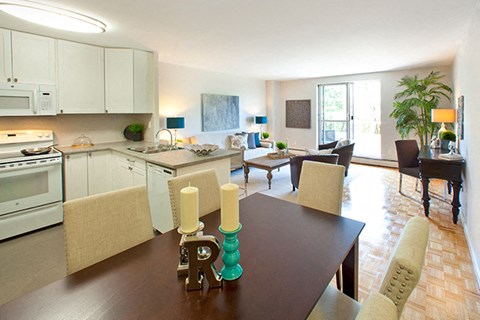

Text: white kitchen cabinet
xmin=0 ymin=29 xmax=56 ymax=85
xmin=64 ymin=150 xmax=113 ymax=201
xmin=133 ymin=50 xmax=155 ymax=113
xmin=57 ymin=40 xmax=105 ymax=114
xmin=105 ymin=48 xmax=154 ymax=114
xmin=112 ymin=152 xmax=146 ymax=190
xmin=64 ymin=153 xmax=88 ymax=201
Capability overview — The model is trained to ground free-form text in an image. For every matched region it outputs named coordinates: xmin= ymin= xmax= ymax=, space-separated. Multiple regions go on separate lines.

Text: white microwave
xmin=0 ymin=83 xmax=56 ymax=116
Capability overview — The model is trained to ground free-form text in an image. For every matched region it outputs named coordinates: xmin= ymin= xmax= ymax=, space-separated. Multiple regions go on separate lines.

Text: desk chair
xmin=167 ymin=169 xmax=220 ymax=228
xmin=395 ymin=140 xmax=420 ymax=194
xmin=297 ymin=160 xmax=345 ymax=289
xmin=63 ymin=186 xmax=154 ymax=275
xmin=307 ymin=216 xmax=429 ymax=320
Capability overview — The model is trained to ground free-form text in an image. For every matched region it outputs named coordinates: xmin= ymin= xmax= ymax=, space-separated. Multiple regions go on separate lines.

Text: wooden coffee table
xmin=244 ymin=155 xmax=291 ymax=189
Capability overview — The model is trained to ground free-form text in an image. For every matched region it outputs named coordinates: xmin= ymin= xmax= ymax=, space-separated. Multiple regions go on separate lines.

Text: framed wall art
xmin=286 ymin=99 xmax=311 ymax=128
xmin=457 ymin=95 xmax=464 ymax=140
xmin=201 ymin=94 xmax=239 ymax=132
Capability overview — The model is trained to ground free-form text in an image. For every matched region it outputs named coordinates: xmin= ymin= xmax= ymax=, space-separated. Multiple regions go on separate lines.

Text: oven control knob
xmin=37 ymin=133 xmax=44 ymax=138
xmin=44 ymin=132 xmax=51 ymax=138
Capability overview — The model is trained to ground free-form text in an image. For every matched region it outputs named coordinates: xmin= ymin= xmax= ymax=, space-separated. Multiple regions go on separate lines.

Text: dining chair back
xmin=379 ymin=216 xmax=429 ymax=317
xmin=297 ymin=160 xmax=345 ymax=215
xmin=63 ymin=186 xmax=154 ymax=275
xmin=307 ymin=216 xmax=429 ymax=320
xmin=167 ymin=169 xmax=220 ymax=228
xmin=395 ymin=140 xmax=420 ymax=193
xmin=290 ymin=154 xmax=339 ymax=191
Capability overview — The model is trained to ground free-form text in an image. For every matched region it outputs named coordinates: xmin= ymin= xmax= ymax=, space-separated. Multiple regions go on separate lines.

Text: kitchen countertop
xmin=56 ymin=141 xmax=240 ymax=170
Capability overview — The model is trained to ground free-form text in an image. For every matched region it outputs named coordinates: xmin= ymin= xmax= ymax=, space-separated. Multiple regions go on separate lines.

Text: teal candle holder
xmin=219 ymin=224 xmax=243 ymax=281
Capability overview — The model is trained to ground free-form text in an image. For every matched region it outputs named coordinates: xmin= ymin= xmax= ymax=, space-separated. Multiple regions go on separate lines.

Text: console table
xmin=418 ymin=147 xmax=465 ymax=224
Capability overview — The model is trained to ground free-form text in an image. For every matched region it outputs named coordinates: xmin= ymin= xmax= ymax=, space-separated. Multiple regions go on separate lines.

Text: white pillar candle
xmin=180 ymin=185 xmax=199 ymax=233
xmin=220 ymin=183 xmax=240 ymax=231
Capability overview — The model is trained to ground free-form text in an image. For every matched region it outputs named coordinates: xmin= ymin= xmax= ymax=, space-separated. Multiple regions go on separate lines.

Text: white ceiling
xmin=1 ymin=0 xmax=478 ymax=80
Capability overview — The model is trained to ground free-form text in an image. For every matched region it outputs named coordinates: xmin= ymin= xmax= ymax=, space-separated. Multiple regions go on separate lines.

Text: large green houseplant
xmin=390 ymin=71 xmax=452 ymax=146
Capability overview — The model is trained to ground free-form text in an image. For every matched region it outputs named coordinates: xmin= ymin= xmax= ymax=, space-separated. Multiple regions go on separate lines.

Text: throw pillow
xmin=254 ymin=132 xmax=262 ymax=147
xmin=305 ymin=148 xmax=334 ymax=155
xmin=336 ymin=138 xmax=348 ymax=148
xmin=247 ymin=132 xmax=257 ymax=149
xmin=229 ymin=135 xmax=246 ymax=149
xmin=234 ymin=132 xmax=248 ymax=149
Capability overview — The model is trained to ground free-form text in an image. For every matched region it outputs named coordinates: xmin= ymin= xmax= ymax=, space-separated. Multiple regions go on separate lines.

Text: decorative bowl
xmin=185 ymin=144 xmax=219 ymax=156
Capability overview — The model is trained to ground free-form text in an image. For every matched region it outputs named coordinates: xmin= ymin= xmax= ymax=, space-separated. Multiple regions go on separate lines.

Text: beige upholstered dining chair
xmin=297 ymin=160 xmax=346 ymax=289
xmin=307 ymin=216 xmax=430 ymax=320
xmin=297 ymin=160 xmax=345 ymax=215
xmin=167 ymin=168 xmax=221 ymax=228
xmin=63 ymin=186 xmax=154 ymax=275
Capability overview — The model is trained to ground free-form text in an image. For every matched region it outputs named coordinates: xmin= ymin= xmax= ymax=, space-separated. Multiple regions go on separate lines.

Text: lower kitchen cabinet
xmin=112 ymin=151 xmax=146 ymax=190
xmin=63 ymin=150 xmax=113 ymax=201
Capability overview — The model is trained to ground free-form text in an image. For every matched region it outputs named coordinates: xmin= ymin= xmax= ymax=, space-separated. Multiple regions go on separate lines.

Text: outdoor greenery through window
xmin=318 ymin=80 xmax=381 ymax=159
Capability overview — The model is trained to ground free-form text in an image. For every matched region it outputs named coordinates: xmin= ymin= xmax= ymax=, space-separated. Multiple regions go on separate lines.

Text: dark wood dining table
xmin=0 ymin=193 xmax=365 ymax=320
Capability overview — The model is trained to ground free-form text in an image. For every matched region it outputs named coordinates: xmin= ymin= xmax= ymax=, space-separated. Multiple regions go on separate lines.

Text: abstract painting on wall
xmin=457 ymin=95 xmax=464 ymax=140
xmin=201 ymin=94 xmax=240 ymax=132
xmin=286 ymin=99 xmax=311 ymax=128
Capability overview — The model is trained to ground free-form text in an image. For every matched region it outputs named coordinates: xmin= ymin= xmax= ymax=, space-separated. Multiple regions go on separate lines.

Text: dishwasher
xmin=147 ymin=163 xmax=176 ymax=233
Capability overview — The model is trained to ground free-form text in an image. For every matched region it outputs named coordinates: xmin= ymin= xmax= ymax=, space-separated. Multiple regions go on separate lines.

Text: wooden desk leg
xmin=421 ymin=177 xmax=430 ymax=217
xmin=244 ymin=164 xmax=250 ymax=184
xmin=266 ymin=170 xmax=273 ymax=189
xmin=451 ymin=181 xmax=462 ymax=224
xmin=342 ymin=238 xmax=359 ymax=300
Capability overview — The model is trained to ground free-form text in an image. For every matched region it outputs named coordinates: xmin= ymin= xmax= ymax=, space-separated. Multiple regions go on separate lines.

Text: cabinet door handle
xmin=7 ymin=78 xmax=11 ymax=82
xmin=66 ymin=155 xmax=70 ymax=159
xmin=13 ymin=78 xmax=18 ymax=83
xmin=128 ymin=166 xmax=133 ymax=171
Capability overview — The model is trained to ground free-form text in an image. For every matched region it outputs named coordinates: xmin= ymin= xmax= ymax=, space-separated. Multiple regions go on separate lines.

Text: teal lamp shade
xmin=255 ymin=116 xmax=267 ymax=124
xmin=166 ymin=117 xmax=185 ymax=129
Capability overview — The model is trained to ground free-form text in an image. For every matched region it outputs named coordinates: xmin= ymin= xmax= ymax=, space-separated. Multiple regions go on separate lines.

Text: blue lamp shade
xmin=255 ymin=116 xmax=267 ymax=124
xmin=166 ymin=117 xmax=185 ymax=129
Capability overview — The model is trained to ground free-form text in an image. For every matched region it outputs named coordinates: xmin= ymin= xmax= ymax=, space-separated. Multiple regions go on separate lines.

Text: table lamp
xmin=166 ymin=117 xmax=185 ymax=144
xmin=255 ymin=116 xmax=267 ymax=136
xmin=431 ymin=109 xmax=455 ymax=140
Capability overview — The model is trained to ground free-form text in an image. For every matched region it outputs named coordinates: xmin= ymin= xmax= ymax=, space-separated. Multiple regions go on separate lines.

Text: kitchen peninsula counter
xmin=57 ymin=141 xmax=240 ymax=170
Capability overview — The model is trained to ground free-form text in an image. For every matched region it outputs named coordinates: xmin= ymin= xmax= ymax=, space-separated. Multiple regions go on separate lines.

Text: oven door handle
xmin=0 ymin=158 xmax=62 ymax=173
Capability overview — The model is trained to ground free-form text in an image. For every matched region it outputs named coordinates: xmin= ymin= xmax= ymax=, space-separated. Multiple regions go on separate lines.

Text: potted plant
xmin=124 ymin=123 xmax=144 ymax=141
xmin=441 ymin=130 xmax=456 ymax=152
xmin=390 ymin=71 xmax=452 ymax=147
xmin=262 ymin=131 xmax=270 ymax=139
xmin=276 ymin=141 xmax=287 ymax=155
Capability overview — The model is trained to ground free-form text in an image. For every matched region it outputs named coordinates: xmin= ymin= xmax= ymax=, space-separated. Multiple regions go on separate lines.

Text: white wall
xmin=157 ymin=62 xmax=266 ymax=142
xmin=267 ymin=66 xmax=452 ymax=160
xmin=453 ymin=3 xmax=480 ymax=282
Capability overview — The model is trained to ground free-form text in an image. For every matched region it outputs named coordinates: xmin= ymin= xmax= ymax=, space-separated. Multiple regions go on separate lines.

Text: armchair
xmin=318 ymin=140 xmax=355 ymax=176
xmin=290 ymin=154 xmax=339 ymax=191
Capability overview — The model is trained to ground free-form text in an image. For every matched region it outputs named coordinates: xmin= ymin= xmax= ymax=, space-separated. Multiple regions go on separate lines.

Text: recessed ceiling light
xmin=0 ymin=0 xmax=106 ymax=33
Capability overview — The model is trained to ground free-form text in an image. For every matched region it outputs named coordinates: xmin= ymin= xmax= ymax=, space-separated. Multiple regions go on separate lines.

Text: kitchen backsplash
xmin=0 ymin=114 xmax=153 ymax=146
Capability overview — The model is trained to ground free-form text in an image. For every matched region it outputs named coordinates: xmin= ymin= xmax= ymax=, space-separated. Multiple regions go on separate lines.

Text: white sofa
xmin=190 ymin=131 xmax=275 ymax=170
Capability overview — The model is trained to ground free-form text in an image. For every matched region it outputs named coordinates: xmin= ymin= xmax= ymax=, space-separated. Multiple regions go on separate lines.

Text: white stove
xmin=0 ymin=130 xmax=63 ymax=241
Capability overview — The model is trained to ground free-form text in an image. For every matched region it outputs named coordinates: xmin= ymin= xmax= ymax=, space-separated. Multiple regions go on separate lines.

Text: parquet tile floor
xmin=232 ymin=163 xmax=480 ymax=319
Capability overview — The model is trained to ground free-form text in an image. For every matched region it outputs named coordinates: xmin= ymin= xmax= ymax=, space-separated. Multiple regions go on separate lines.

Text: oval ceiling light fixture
xmin=0 ymin=0 xmax=106 ymax=33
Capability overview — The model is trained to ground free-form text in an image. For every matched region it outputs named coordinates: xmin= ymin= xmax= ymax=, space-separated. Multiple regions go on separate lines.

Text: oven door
xmin=0 ymin=160 xmax=62 ymax=216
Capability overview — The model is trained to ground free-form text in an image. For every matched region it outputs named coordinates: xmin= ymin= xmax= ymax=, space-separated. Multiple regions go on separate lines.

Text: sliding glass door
xmin=318 ymin=83 xmax=353 ymax=144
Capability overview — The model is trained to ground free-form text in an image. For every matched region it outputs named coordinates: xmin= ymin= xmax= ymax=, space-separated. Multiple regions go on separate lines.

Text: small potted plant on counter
xmin=124 ymin=123 xmax=145 ymax=141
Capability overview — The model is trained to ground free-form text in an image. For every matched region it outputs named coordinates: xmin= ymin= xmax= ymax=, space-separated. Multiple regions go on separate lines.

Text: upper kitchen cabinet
xmin=57 ymin=40 xmax=105 ymax=114
xmin=0 ymin=29 xmax=56 ymax=85
xmin=105 ymin=48 xmax=154 ymax=114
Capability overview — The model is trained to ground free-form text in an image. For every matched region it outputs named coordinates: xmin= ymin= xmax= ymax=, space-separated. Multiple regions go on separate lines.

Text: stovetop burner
xmin=0 ymin=130 xmax=61 ymax=165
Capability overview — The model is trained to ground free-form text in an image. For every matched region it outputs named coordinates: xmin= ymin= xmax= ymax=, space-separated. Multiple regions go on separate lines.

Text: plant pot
xmin=124 ymin=127 xmax=143 ymax=141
